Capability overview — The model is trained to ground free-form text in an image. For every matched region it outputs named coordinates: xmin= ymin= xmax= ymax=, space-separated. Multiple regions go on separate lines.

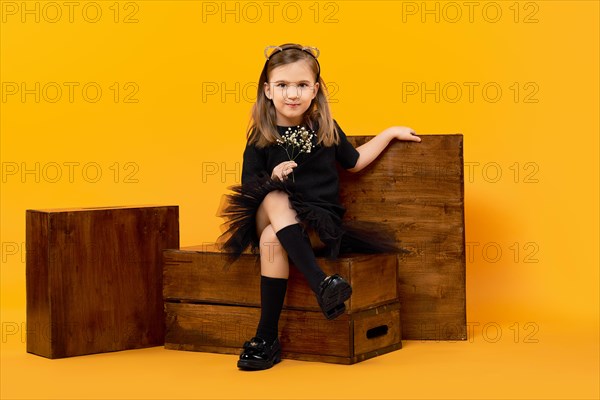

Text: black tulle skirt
xmin=216 ymin=173 xmax=405 ymax=261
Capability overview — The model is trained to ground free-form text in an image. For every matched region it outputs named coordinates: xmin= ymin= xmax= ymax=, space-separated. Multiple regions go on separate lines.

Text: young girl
xmin=219 ymin=43 xmax=421 ymax=370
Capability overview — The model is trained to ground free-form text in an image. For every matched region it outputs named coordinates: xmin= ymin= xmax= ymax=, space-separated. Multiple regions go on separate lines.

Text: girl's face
xmin=264 ymin=60 xmax=319 ymax=126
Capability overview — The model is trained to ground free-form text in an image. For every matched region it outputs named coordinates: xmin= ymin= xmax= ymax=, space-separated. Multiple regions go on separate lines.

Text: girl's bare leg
xmin=258 ymin=224 xmax=289 ymax=279
xmin=255 ymin=190 xmax=298 ymax=278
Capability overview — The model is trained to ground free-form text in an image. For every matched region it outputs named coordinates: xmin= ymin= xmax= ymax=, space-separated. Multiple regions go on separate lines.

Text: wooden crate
xmin=165 ymin=301 xmax=401 ymax=365
xmin=341 ymin=135 xmax=466 ymax=340
xmin=26 ymin=205 xmax=179 ymax=358
xmin=163 ymin=248 xmax=398 ymax=313
xmin=163 ymin=249 xmax=401 ymax=364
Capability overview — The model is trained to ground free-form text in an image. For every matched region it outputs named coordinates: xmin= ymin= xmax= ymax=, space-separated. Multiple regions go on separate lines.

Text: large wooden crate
xmin=341 ymin=134 xmax=466 ymax=340
xmin=163 ymin=249 xmax=401 ymax=364
xmin=26 ymin=205 xmax=179 ymax=358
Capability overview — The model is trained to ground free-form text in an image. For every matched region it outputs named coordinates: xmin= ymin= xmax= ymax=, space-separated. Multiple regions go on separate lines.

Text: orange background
xmin=1 ymin=1 xmax=598 ymax=399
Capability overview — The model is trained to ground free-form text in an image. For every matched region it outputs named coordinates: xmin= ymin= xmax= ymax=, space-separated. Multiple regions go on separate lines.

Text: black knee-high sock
xmin=275 ymin=223 xmax=326 ymax=294
xmin=256 ymin=276 xmax=288 ymax=345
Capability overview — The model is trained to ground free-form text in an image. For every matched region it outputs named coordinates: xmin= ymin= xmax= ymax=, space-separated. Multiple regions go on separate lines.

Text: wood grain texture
xmin=26 ymin=205 xmax=179 ymax=358
xmin=164 ymin=302 xmax=401 ymax=364
xmin=341 ymin=135 xmax=466 ymax=340
xmin=163 ymin=250 xmax=397 ymax=313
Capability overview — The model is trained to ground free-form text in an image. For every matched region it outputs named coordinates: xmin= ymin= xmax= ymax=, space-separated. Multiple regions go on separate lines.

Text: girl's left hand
xmin=382 ymin=126 xmax=421 ymax=142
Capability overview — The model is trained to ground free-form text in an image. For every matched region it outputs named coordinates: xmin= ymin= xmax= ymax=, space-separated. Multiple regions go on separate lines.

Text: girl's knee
xmin=260 ymin=225 xmax=283 ymax=254
xmin=259 ymin=226 xmax=286 ymax=263
xmin=262 ymin=190 xmax=289 ymax=208
xmin=260 ymin=225 xmax=280 ymax=247
xmin=260 ymin=191 xmax=297 ymax=232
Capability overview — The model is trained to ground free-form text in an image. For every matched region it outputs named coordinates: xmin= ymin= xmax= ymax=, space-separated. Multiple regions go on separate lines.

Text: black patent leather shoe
xmin=237 ymin=337 xmax=281 ymax=370
xmin=317 ymin=274 xmax=353 ymax=320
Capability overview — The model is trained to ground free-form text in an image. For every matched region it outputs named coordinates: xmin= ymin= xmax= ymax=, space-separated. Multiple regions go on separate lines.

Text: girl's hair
xmin=247 ymin=43 xmax=339 ymax=148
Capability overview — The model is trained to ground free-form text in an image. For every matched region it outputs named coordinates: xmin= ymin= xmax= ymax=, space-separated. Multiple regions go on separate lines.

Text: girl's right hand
xmin=271 ymin=161 xmax=297 ymax=181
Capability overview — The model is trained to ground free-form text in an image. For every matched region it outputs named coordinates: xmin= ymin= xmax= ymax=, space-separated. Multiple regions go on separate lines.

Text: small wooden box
xmin=163 ymin=248 xmax=398 ymax=313
xmin=26 ymin=205 xmax=179 ymax=358
xmin=165 ymin=302 xmax=401 ymax=365
xmin=163 ymin=249 xmax=401 ymax=364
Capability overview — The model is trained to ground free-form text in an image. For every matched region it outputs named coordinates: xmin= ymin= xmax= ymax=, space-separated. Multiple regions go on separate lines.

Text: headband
xmin=263 ymin=45 xmax=321 ymax=82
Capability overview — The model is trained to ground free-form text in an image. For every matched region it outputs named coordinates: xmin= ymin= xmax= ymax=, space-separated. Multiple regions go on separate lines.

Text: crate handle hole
xmin=366 ymin=324 xmax=389 ymax=339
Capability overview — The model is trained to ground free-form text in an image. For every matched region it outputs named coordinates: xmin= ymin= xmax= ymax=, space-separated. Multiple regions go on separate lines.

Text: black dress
xmin=218 ymin=121 xmax=400 ymax=260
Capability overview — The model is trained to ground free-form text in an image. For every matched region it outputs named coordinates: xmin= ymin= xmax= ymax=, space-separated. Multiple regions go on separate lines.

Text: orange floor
xmin=2 ymin=308 xmax=598 ymax=400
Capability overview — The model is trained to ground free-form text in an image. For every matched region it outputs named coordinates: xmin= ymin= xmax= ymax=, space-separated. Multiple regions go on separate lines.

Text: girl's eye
xmin=276 ymin=83 xmax=287 ymax=88
xmin=299 ymin=83 xmax=309 ymax=88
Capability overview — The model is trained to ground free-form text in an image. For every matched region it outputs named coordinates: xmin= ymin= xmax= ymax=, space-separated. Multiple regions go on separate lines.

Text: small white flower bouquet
xmin=276 ymin=126 xmax=314 ymax=160
xmin=276 ymin=126 xmax=314 ymax=182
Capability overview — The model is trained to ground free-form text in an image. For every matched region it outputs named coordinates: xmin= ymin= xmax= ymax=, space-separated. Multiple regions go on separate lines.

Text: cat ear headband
xmin=263 ymin=45 xmax=321 ymax=83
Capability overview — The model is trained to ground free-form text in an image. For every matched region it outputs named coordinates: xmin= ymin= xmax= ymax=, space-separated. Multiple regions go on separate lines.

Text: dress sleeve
xmin=241 ymin=143 xmax=268 ymax=184
xmin=334 ymin=121 xmax=360 ymax=170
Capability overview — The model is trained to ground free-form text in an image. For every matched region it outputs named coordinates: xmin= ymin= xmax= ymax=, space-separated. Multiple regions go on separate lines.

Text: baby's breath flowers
xmin=276 ymin=125 xmax=314 ymax=160
xmin=276 ymin=125 xmax=314 ymax=182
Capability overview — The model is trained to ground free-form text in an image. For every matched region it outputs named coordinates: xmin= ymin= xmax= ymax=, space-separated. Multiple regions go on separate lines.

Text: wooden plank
xmin=164 ymin=301 xmax=402 ymax=364
xmin=163 ymin=251 xmax=262 ymax=307
xmin=165 ymin=303 xmax=350 ymax=358
xmin=26 ymin=206 xmax=179 ymax=358
xmin=342 ymin=135 xmax=466 ymax=340
xmin=163 ymin=250 xmax=398 ymax=313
